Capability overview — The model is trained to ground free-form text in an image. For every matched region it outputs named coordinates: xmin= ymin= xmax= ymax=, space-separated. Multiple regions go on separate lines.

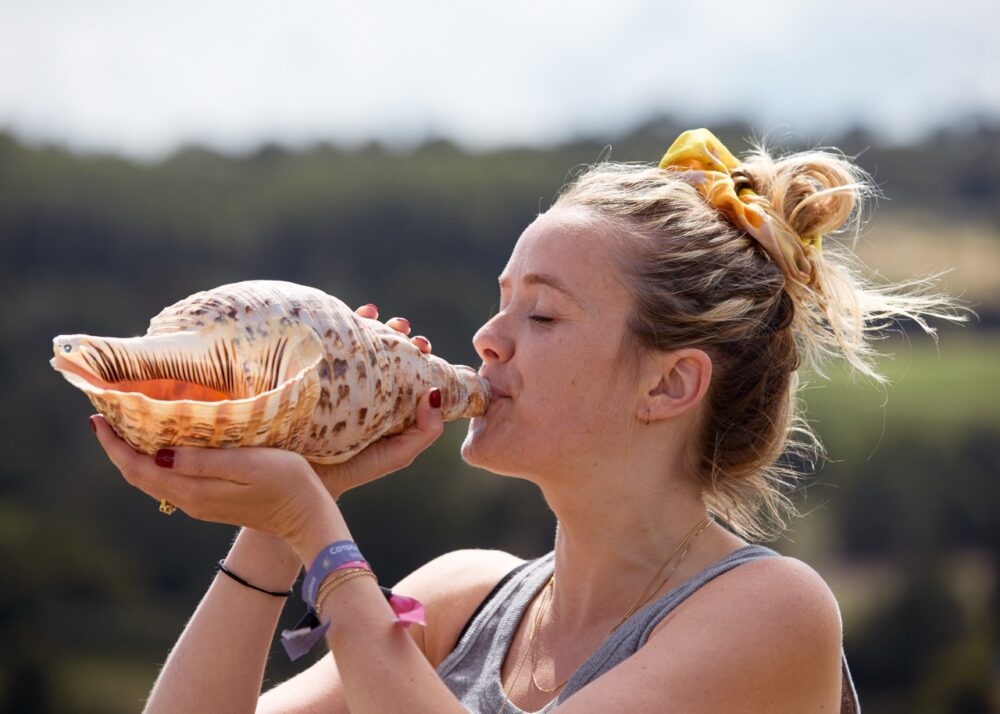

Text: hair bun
xmin=742 ymin=148 xmax=874 ymax=257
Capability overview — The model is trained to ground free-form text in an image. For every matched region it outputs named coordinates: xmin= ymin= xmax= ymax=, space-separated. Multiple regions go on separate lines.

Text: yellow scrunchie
xmin=658 ymin=128 xmax=819 ymax=286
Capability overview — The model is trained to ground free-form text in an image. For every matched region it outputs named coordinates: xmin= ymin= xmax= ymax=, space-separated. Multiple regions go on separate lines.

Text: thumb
xmin=414 ymin=386 xmax=445 ymax=435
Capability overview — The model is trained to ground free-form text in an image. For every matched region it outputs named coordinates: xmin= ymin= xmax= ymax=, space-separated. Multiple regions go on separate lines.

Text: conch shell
xmin=52 ymin=280 xmax=490 ymax=464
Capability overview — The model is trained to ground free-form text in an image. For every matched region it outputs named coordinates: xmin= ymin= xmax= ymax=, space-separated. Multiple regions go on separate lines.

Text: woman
xmin=91 ymin=128 xmax=958 ymax=712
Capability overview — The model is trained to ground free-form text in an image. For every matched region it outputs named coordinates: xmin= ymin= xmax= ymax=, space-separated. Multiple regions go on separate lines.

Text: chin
xmin=460 ymin=420 xmax=524 ymax=477
xmin=459 ymin=422 xmax=490 ymax=469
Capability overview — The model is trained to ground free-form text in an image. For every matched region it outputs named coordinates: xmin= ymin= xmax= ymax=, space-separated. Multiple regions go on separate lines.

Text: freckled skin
xmin=462 ymin=210 xmax=636 ymax=483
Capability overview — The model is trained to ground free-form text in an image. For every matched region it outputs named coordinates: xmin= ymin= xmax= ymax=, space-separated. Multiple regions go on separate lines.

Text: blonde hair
xmin=553 ymin=138 xmax=969 ymax=541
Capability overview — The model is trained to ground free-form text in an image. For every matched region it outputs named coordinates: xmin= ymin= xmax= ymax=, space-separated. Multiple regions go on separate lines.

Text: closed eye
xmin=529 ymin=315 xmax=553 ymax=323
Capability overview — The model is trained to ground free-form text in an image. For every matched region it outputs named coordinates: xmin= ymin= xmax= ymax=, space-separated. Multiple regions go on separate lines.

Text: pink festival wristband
xmin=280 ymin=540 xmax=426 ymax=661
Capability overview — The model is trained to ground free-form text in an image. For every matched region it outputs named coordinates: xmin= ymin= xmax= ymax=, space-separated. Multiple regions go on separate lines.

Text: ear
xmin=640 ymin=348 xmax=712 ymax=422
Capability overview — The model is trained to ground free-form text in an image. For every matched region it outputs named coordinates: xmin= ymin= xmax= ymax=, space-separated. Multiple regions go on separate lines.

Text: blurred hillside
xmin=0 ymin=118 xmax=997 ymax=713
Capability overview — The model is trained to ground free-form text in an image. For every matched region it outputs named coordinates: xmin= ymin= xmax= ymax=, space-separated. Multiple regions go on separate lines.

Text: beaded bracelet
xmin=314 ymin=565 xmax=374 ymax=605
xmin=315 ymin=568 xmax=378 ymax=620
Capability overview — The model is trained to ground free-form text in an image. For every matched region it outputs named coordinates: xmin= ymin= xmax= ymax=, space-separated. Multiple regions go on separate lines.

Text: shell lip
xmin=50 ymin=329 xmax=325 ymax=406
xmin=51 ymin=352 xmax=323 ymax=406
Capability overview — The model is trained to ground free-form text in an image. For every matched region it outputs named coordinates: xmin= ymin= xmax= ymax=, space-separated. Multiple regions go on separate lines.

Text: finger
xmin=355 ymin=303 xmax=378 ymax=320
xmin=416 ymin=386 xmax=444 ymax=432
xmin=385 ymin=317 xmax=411 ymax=335
xmin=411 ymin=335 xmax=432 ymax=354
xmin=145 ymin=443 xmax=304 ymax=484
xmin=91 ymin=414 xmax=279 ymax=488
xmin=91 ymin=414 xmax=154 ymax=485
xmin=90 ymin=415 xmax=216 ymax=506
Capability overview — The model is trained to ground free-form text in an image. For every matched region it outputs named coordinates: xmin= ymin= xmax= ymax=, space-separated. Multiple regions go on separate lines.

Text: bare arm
xmin=144 ymin=528 xmax=301 ymax=714
xmin=260 ymin=489 xmax=531 ymax=714
xmin=257 ymin=548 xmax=523 ymax=713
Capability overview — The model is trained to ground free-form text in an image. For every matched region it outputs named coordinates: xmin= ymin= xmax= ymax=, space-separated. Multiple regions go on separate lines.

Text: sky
xmin=2 ymin=0 xmax=998 ymax=159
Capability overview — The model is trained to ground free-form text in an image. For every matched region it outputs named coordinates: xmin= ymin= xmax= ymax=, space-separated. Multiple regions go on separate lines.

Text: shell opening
xmin=52 ymin=327 xmax=324 ymax=404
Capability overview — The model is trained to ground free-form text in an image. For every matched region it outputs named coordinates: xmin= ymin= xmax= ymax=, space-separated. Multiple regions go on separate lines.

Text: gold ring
xmin=159 ymin=499 xmax=177 ymax=515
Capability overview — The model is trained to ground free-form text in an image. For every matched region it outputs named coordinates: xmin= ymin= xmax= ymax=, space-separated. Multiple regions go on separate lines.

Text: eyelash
xmin=496 ymin=297 xmax=553 ymax=324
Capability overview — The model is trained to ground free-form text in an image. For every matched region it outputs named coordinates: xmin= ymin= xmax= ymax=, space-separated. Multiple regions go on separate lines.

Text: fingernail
xmin=88 ymin=415 xmax=97 ymax=433
xmin=154 ymin=449 xmax=175 ymax=469
xmin=364 ymin=303 xmax=378 ymax=313
xmin=413 ymin=335 xmax=429 ymax=344
xmin=429 ymin=388 xmax=442 ymax=409
xmin=394 ymin=317 xmax=410 ymax=329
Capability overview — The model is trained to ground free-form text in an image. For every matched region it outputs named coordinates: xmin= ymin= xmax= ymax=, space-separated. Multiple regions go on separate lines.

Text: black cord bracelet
xmin=216 ymin=559 xmax=294 ymax=598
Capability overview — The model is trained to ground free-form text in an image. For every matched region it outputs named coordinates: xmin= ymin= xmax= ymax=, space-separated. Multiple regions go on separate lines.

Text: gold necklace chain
xmin=497 ymin=575 xmax=555 ymax=713
xmin=508 ymin=515 xmax=714 ymax=699
xmin=610 ymin=515 xmax=714 ymax=632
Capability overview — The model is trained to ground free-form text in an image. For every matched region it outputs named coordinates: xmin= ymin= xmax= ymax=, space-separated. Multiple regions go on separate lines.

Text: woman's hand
xmin=92 ymin=415 xmax=329 ymax=543
xmin=91 ymin=380 xmax=444 ymax=526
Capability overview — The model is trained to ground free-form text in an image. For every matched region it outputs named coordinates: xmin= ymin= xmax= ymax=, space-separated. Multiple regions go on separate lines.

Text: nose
xmin=473 ymin=311 xmax=513 ymax=364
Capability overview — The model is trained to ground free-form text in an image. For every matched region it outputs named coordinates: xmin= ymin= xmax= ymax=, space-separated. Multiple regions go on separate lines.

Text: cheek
xmin=524 ymin=354 xmax=623 ymax=415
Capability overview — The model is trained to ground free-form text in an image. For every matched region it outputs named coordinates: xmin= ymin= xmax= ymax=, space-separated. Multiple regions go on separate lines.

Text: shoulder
xmin=661 ymin=553 xmax=843 ymax=661
xmin=393 ymin=548 xmax=526 ymax=666
xmin=687 ymin=552 xmax=842 ymax=623
xmin=730 ymin=553 xmax=843 ymax=638
xmin=640 ymin=553 xmax=844 ymax=711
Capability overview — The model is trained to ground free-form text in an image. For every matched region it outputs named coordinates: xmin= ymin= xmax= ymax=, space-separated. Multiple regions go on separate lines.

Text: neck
xmin=535 ymin=455 xmax=741 ymax=635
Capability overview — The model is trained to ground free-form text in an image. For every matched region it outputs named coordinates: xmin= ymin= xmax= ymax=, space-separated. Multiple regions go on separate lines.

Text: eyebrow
xmin=497 ymin=272 xmax=584 ymax=307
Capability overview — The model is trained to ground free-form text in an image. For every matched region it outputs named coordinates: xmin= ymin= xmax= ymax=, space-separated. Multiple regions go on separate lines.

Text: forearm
xmin=145 ymin=528 xmax=302 ymax=714
xmin=301 ymin=504 xmax=465 ymax=714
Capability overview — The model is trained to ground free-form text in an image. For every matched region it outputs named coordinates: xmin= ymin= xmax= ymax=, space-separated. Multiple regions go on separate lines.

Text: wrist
xmin=224 ymin=528 xmax=301 ymax=592
xmin=235 ymin=526 xmax=296 ymax=555
xmin=287 ymin=492 xmax=350 ymax=567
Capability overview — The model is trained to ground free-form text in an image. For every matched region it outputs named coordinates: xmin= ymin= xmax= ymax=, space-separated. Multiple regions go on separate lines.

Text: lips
xmin=489 ymin=389 xmax=510 ymax=405
xmin=479 ymin=373 xmax=511 ymax=400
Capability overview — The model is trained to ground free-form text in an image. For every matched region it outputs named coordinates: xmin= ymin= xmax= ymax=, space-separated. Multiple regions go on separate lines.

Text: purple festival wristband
xmin=279 ymin=540 xmax=427 ymax=661
xmin=301 ymin=540 xmax=366 ymax=612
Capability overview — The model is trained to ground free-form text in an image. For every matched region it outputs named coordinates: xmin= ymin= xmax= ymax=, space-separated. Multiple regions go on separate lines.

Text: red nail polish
xmin=364 ymin=303 xmax=378 ymax=313
xmin=89 ymin=415 xmax=97 ymax=433
xmin=429 ymin=388 xmax=442 ymax=409
xmin=154 ymin=449 xmax=175 ymax=469
xmin=396 ymin=317 xmax=410 ymax=329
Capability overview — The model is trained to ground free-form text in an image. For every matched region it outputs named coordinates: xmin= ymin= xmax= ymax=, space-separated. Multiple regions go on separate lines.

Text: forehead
xmin=500 ymin=208 xmax=625 ymax=298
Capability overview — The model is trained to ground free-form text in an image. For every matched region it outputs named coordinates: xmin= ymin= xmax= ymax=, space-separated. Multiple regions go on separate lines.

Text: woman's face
xmin=461 ymin=207 xmax=640 ymax=482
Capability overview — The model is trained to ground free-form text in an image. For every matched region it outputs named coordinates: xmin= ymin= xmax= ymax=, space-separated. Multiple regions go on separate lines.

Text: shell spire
xmin=52 ymin=280 xmax=491 ymax=463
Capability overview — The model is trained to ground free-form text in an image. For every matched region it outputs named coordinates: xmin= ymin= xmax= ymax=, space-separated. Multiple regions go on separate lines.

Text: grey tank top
xmin=437 ymin=545 xmax=860 ymax=713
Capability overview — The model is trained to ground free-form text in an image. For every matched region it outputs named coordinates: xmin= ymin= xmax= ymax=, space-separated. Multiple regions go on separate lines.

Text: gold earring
xmin=642 ymin=408 xmax=650 ymax=426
